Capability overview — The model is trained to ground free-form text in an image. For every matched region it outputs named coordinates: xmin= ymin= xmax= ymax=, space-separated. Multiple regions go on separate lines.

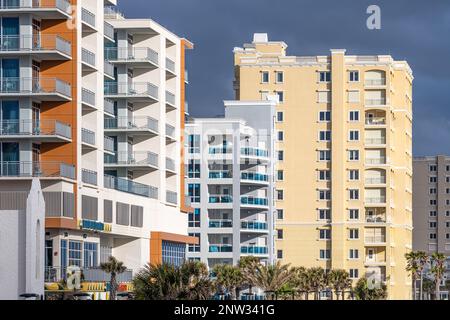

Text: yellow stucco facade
xmin=233 ymin=34 xmax=413 ymax=299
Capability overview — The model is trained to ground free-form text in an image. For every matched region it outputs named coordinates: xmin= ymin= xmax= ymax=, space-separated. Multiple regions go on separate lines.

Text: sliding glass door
xmin=1 ymin=17 xmax=19 ymax=50
xmin=0 ymin=100 xmax=19 ymax=134
xmin=1 ymin=59 xmax=19 ymax=92
xmin=1 ymin=142 xmax=19 ymax=176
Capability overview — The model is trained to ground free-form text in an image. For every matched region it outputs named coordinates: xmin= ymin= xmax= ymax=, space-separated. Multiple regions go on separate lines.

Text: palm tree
xmin=133 ymin=261 xmax=213 ymax=300
xmin=328 ymin=269 xmax=352 ymax=300
xmin=100 ymin=256 xmax=127 ymax=300
xmin=212 ymin=264 xmax=242 ymax=300
xmin=416 ymin=251 xmax=429 ymax=300
xmin=245 ymin=261 xmax=294 ymax=299
xmin=354 ymin=278 xmax=387 ymax=300
xmin=238 ymin=256 xmax=260 ymax=297
xmin=290 ymin=266 xmax=311 ymax=300
xmin=307 ymin=267 xmax=328 ymax=300
xmin=405 ymin=251 xmax=421 ymax=300
xmin=430 ymin=252 xmax=446 ymax=300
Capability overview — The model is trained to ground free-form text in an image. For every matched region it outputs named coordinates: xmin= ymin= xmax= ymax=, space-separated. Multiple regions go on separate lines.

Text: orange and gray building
xmin=0 ymin=0 xmax=195 ymax=283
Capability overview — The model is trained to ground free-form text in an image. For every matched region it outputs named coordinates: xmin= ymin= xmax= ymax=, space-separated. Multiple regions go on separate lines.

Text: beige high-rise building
xmin=233 ymin=33 xmax=413 ymax=299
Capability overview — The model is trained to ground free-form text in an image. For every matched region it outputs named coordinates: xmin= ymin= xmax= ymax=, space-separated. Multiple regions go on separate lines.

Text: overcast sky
xmin=118 ymin=0 xmax=450 ymax=156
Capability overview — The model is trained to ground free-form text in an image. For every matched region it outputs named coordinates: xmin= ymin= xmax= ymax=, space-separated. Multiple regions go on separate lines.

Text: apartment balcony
xmin=104 ymin=5 xmax=124 ymax=20
xmin=365 ymin=157 xmax=387 ymax=166
xmin=0 ymin=34 xmax=71 ymax=60
xmin=105 ymin=47 xmax=158 ymax=69
xmin=209 ymin=244 xmax=233 ymax=253
xmin=365 ymin=177 xmax=386 ymax=186
xmin=166 ymin=90 xmax=176 ymax=111
xmin=104 ymin=174 xmax=158 ymax=199
xmin=209 ymin=219 xmax=233 ymax=228
xmin=0 ymin=161 xmax=75 ymax=180
xmin=81 ymin=128 xmax=96 ymax=151
xmin=81 ymin=88 xmax=96 ymax=111
xmin=104 ymin=60 xmax=115 ymax=80
xmin=365 ymin=215 xmax=387 ymax=224
xmin=365 ymin=197 xmax=387 ymax=205
xmin=81 ymin=7 xmax=96 ymax=32
xmin=104 ymin=135 xmax=115 ymax=154
xmin=165 ymin=124 xmax=176 ymax=143
xmin=240 ymin=171 xmax=269 ymax=185
xmin=45 ymin=266 xmax=133 ymax=283
xmin=81 ymin=48 xmax=96 ymax=71
xmin=166 ymin=191 xmax=177 ymax=205
xmin=365 ymin=138 xmax=386 ymax=146
xmin=241 ymin=220 xmax=269 ymax=233
xmin=365 ymin=98 xmax=387 ymax=107
xmin=0 ymin=119 xmax=71 ymax=142
xmin=240 ymin=196 xmax=269 ymax=208
xmin=365 ymin=78 xmax=386 ymax=87
xmin=209 ymin=195 xmax=233 ymax=204
xmin=81 ymin=168 xmax=97 ymax=186
xmin=0 ymin=77 xmax=71 ymax=101
xmin=209 ymin=147 xmax=233 ymax=155
xmin=165 ymin=157 xmax=176 ymax=173
xmin=241 ymin=147 xmax=269 ymax=161
xmin=104 ymin=21 xmax=115 ymax=42
xmin=104 ymin=151 xmax=158 ymax=171
xmin=165 ymin=57 xmax=176 ymax=79
xmin=209 ymin=170 xmax=232 ymax=179
xmin=104 ymin=82 xmax=158 ymax=102
xmin=365 ymin=117 xmax=386 ymax=126
xmin=103 ymin=98 xmax=115 ymax=116
xmin=364 ymin=235 xmax=387 ymax=246
xmin=240 ymin=246 xmax=268 ymax=256
xmin=104 ymin=116 xmax=158 ymax=137
xmin=0 ymin=0 xmax=72 ymax=19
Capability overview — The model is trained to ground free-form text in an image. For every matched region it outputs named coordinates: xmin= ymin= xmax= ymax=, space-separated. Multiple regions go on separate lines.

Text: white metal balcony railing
xmin=82 ymin=168 xmax=97 ymax=186
xmin=0 ymin=77 xmax=71 ymax=97
xmin=365 ymin=216 xmax=387 ymax=223
xmin=365 ymin=177 xmax=386 ymax=185
xmin=105 ymin=151 xmax=158 ymax=167
xmin=104 ymin=21 xmax=114 ymax=40
xmin=365 ymin=79 xmax=386 ymax=86
xmin=104 ymin=136 xmax=115 ymax=153
xmin=0 ymin=119 xmax=71 ymax=139
xmin=81 ymin=7 xmax=96 ymax=28
xmin=365 ymin=138 xmax=386 ymax=145
xmin=104 ymin=116 xmax=158 ymax=133
xmin=81 ymin=88 xmax=95 ymax=106
xmin=365 ymin=235 xmax=386 ymax=243
xmin=104 ymin=98 xmax=115 ymax=115
xmin=166 ymin=91 xmax=175 ymax=105
xmin=166 ymin=57 xmax=175 ymax=73
xmin=81 ymin=128 xmax=95 ymax=145
xmin=365 ymin=118 xmax=386 ymax=125
xmin=0 ymin=0 xmax=71 ymax=14
xmin=365 ymin=98 xmax=387 ymax=106
xmin=81 ymin=48 xmax=96 ymax=67
xmin=0 ymin=34 xmax=71 ymax=57
xmin=104 ymin=82 xmax=158 ymax=99
xmin=104 ymin=47 xmax=158 ymax=66
xmin=104 ymin=174 xmax=158 ymax=199
xmin=166 ymin=157 xmax=175 ymax=171
xmin=365 ymin=157 xmax=386 ymax=165
xmin=166 ymin=124 xmax=175 ymax=137
xmin=166 ymin=191 xmax=177 ymax=204
xmin=365 ymin=197 xmax=387 ymax=204
xmin=0 ymin=161 xmax=75 ymax=179
xmin=104 ymin=60 xmax=114 ymax=78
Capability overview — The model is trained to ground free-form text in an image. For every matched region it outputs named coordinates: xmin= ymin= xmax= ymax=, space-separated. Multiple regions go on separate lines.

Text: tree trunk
xmin=435 ymin=279 xmax=440 ymax=301
xmin=419 ymin=273 xmax=423 ymax=300
xmin=412 ymin=275 xmax=417 ymax=300
xmin=110 ymin=273 xmax=117 ymax=301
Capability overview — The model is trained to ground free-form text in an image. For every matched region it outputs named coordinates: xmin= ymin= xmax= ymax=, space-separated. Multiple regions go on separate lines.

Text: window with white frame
xmin=278 ymin=151 xmax=284 ymax=161
xmin=349 ymin=110 xmax=359 ymax=121
xmin=349 ymin=228 xmax=359 ymax=239
xmin=318 ymin=170 xmax=331 ymax=181
xmin=277 ymin=170 xmax=284 ymax=181
xmin=429 ymin=211 xmax=437 ymax=217
xmin=276 ymin=71 xmax=284 ymax=83
xmin=349 ymin=130 xmax=359 ymax=141
xmin=349 ymin=249 xmax=359 ymax=259
xmin=429 ymin=165 xmax=437 ymax=172
xmin=318 ymin=189 xmax=331 ymax=200
xmin=320 ymin=249 xmax=331 ymax=260
xmin=278 ymin=131 xmax=284 ymax=141
xmin=429 ymin=176 xmax=437 ymax=183
xmin=348 ymin=150 xmax=360 ymax=161
xmin=317 ymin=91 xmax=331 ymax=103
xmin=319 ymin=111 xmax=331 ymax=122
xmin=349 ymin=169 xmax=359 ymax=181
xmin=349 ymin=189 xmax=360 ymax=200
xmin=429 ymin=221 xmax=437 ymax=228
xmin=430 ymin=199 xmax=437 ymax=205
xmin=430 ymin=188 xmax=437 ymax=195
xmin=319 ymin=229 xmax=331 ymax=240
xmin=319 ymin=130 xmax=331 ymax=141
xmin=349 ymin=209 xmax=359 ymax=220
xmin=261 ymin=71 xmax=269 ymax=83
xmin=318 ymin=209 xmax=331 ymax=220
xmin=319 ymin=71 xmax=331 ymax=82
xmin=348 ymin=90 xmax=360 ymax=103
xmin=277 ymin=111 xmax=284 ymax=122
xmin=319 ymin=150 xmax=331 ymax=161
xmin=277 ymin=209 xmax=284 ymax=220
xmin=349 ymin=269 xmax=359 ymax=279
xmin=276 ymin=91 xmax=284 ymax=103
xmin=277 ymin=190 xmax=284 ymax=201
xmin=429 ymin=233 xmax=437 ymax=240
xmin=349 ymin=71 xmax=359 ymax=82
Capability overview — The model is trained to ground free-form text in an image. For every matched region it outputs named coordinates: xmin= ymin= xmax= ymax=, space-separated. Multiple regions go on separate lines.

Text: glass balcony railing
xmin=104 ymin=136 xmax=115 ymax=153
xmin=104 ymin=174 xmax=158 ymax=199
xmin=0 ymin=77 xmax=71 ymax=98
xmin=166 ymin=157 xmax=175 ymax=171
xmin=209 ymin=147 xmax=232 ymax=154
xmin=82 ymin=88 xmax=95 ymax=106
xmin=209 ymin=195 xmax=233 ymax=204
xmin=241 ymin=171 xmax=268 ymax=182
xmin=165 ymin=124 xmax=175 ymax=138
xmin=241 ymin=221 xmax=268 ymax=230
xmin=82 ymin=168 xmax=97 ymax=186
xmin=209 ymin=219 xmax=233 ymax=228
xmin=0 ymin=161 xmax=75 ymax=179
xmin=104 ymin=47 xmax=158 ymax=66
xmin=81 ymin=7 xmax=96 ymax=28
xmin=0 ymin=0 xmax=71 ymax=14
xmin=241 ymin=147 xmax=268 ymax=157
xmin=365 ymin=197 xmax=386 ymax=204
xmin=365 ymin=138 xmax=386 ymax=145
xmin=104 ymin=82 xmax=158 ymax=100
xmin=209 ymin=244 xmax=233 ymax=253
xmin=209 ymin=171 xmax=232 ymax=179
xmin=0 ymin=119 xmax=71 ymax=139
xmin=241 ymin=196 xmax=268 ymax=206
xmin=365 ymin=215 xmax=386 ymax=223
xmin=104 ymin=22 xmax=114 ymax=40
xmin=365 ymin=118 xmax=386 ymax=125
xmin=166 ymin=191 xmax=177 ymax=204
xmin=166 ymin=57 xmax=175 ymax=73
xmin=364 ymin=236 xmax=386 ymax=243
xmin=81 ymin=48 xmax=96 ymax=67
xmin=240 ymin=246 xmax=268 ymax=255
xmin=365 ymin=177 xmax=386 ymax=184
xmin=0 ymin=34 xmax=71 ymax=56
xmin=104 ymin=151 xmax=158 ymax=167
xmin=365 ymin=157 xmax=387 ymax=165
xmin=104 ymin=116 xmax=158 ymax=133
xmin=81 ymin=128 xmax=95 ymax=145
xmin=365 ymin=79 xmax=386 ymax=86
xmin=365 ymin=98 xmax=387 ymax=106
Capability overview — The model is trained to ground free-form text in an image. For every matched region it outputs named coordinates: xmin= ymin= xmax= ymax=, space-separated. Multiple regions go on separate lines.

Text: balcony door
xmin=367 ymin=249 xmax=375 ymax=262
xmin=1 ymin=17 xmax=19 ymax=50
xmin=0 ymin=100 xmax=19 ymax=134
xmin=1 ymin=58 xmax=19 ymax=92
xmin=32 ymin=19 xmax=41 ymax=49
xmin=32 ymin=143 xmax=41 ymax=175
xmin=32 ymin=60 xmax=41 ymax=92
xmin=1 ymin=142 xmax=19 ymax=176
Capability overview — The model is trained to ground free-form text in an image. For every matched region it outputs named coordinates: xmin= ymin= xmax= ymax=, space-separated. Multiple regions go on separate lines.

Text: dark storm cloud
xmin=118 ymin=0 xmax=450 ymax=156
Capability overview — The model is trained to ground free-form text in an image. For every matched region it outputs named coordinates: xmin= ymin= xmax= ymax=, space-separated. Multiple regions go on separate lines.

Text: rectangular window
xmin=188 ymin=159 xmax=201 ymax=178
xmin=429 ymin=211 xmax=437 ymax=217
xmin=430 ymin=176 xmax=437 ymax=183
xmin=349 ymin=229 xmax=360 ymax=239
xmin=348 ymin=150 xmax=359 ymax=161
xmin=319 ymin=111 xmax=331 ymax=122
xmin=349 ymin=189 xmax=360 ymax=200
xmin=349 ymin=249 xmax=359 ymax=259
xmin=430 ymin=199 xmax=437 ymax=205
xmin=429 ymin=221 xmax=437 ymax=228
xmin=188 ymin=183 xmax=201 ymax=203
xmin=68 ymin=240 xmax=82 ymax=267
xmin=349 ymin=71 xmax=359 ymax=82
xmin=319 ymin=71 xmax=331 ymax=82
xmin=278 ymin=131 xmax=284 ymax=141
xmin=319 ymin=229 xmax=331 ymax=240
xmin=188 ymin=135 xmax=200 ymax=153
xmin=349 ymin=269 xmax=359 ymax=279
xmin=318 ymin=189 xmax=331 ymax=200
xmin=320 ymin=249 xmax=331 ymax=260
xmin=349 ymin=130 xmax=359 ymax=141
xmin=277 ymin=209 xmax=284 ymax=220
xmin=83 ymin=242 xmax=98 ymax=268
xmin=318 ymin=209 xmax=331 ymax=220
xmin=276 ymin=91 xmax=284 ymax=103
xmin=277 ymin=229 xmax=284 ymax=239
xmin=319 ymin=150 xmax=331 ymax=161
xmin=276 ymin=71 xmax=284 ymax=83
xmin=277 ymin=170 xmax=284 ymax=181
xmin=349 ymin=169 xmax=359 ymax=181
xmin=188 ymin=233 xmax=201 ymax=252
xmin=349 ymin=111 xmax=359 ymax=121
xmin=318 ymin=170 xmax=331 ymax=181
xmin=349 ymin=209 xmax=359 ymax=220
xmin=278 ymin=150 xmax=284 ymax=161
xmin=319 ymin=130 xmax=331 ymax=141
xmin=430 ymin=188 xmax=437 ymax=195
xmin=429 ymin=165 xmax=437 ymax=172
xmin=277 ymin=250 xmax=283 ymax=259
xmin=429 ymin=233 xmax=437 ymax=240
xmin=317 ymin=91 xmax=331 ymax=103
xmin=261 ymin=71 xmax=269 ymax=83
xmin=348 ymin=90 xmax=360 ymax=103
xmin=277 ymin=190 xmax=284 ymax=201
xmin=277 ymin=111 xmax=284 ymax=122
xmin=188 ymin=208 xmax=200 ymax=228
